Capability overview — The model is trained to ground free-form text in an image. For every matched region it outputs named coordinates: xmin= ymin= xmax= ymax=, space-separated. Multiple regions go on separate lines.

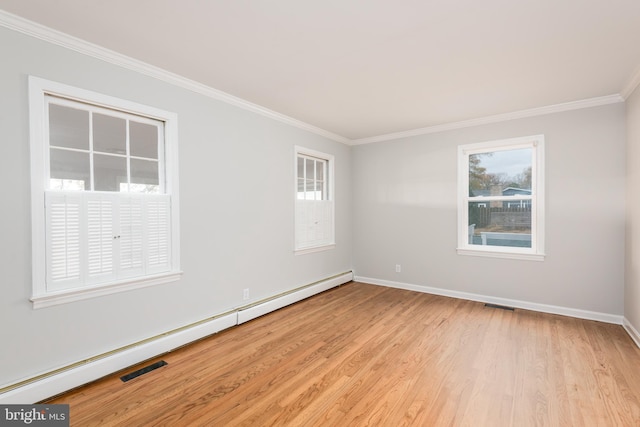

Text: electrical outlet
xmin=395 ymin=264 xmax=401 ymax=273
xmin=243 ymin=288 xmax=250 ymax=300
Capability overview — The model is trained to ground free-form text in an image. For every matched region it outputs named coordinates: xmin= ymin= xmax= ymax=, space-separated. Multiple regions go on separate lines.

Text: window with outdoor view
xmin=458 ymin=135 xmax=545 ymax=261
xmin=29 ymin=76 xmax=181 ymax=308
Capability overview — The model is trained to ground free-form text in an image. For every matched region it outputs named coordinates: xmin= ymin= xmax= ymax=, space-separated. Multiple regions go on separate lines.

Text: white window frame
xmin=294 ymin=146 xmax=335 ymax=254
xmin=457 ymin=135 xmax=545 ymax=261
xmin=29 ymin=76 xmax=182 ymax=308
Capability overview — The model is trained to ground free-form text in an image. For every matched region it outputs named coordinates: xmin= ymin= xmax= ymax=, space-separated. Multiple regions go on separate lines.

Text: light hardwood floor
xmin=46 ymin=282 xmax=640 ymax=426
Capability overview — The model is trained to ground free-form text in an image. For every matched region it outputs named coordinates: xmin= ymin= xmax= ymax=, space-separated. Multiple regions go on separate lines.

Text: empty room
xmin=2 ymin=1 xmax=640 ymax=425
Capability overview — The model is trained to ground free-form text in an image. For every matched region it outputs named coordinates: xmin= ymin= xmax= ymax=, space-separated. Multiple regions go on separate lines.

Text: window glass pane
xmin=306 ymin=158 xmax=315 ymax=181
xmin=468 ymin=200 xmax=532 ymax=248
xmin=129 ymin=158 xmax=159 ymax=193
xmin=297 ymin=156 xmax=304 ymax=180
xmin=305 ymin=179 xmax=315 ymax=200
xmin=130 ymin=121 xmax=159 ymax=159
xmin=93 ymin=113 xmax=126 ymax=155
xmin=469 ymin=148 xmax=532 ymax=197
xmin=315 ymin=180 xmax=324 ymax=200
xmin=49 ymin=148 xmax=89 ymax=190
xmin=316 ymin=159 xmax=324 ymax=182
xmin=49 ymin=179 xmax=85 ymax=191
xmin=297 ymin=178 xmax=305 ymax=200
xmin=94 ymin=154 xmax=127 ymax=192
xmin=49 ymin=104 xmax=89 ymax=150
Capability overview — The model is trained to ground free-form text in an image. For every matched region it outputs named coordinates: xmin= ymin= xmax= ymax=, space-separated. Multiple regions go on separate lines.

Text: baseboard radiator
xmin=0 ymin=271 xmax=353 ymax=404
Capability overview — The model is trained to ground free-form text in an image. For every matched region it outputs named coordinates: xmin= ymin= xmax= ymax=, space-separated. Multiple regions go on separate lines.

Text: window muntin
xmin=29 ymin=76 xmax=181 ymax=308
xmin=297 ymin=154 xmax=328 ymax=201
xmin=458 ymin=135 xmax=544 ymax=260
xmin=47 ymin=97 xmax=163 ymax=194
xmin=294 ymin=147 xmax=335 ymax=253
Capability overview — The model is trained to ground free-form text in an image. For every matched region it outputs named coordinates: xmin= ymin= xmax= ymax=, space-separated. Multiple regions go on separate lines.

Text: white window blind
xmin=295 ymin=200 xmax=334 ymax=250
xmin=146 ymin=195 xmax=171 ymax=273
xmin=46 ymin=193 xmax=82 ymax=289
xmin=45 ymin=192 xmax=171 ymax=292
xmin=119 ymin=196 xmax=143 ymax=275
xmin=87 ymin=197 xmax=115 ymax=282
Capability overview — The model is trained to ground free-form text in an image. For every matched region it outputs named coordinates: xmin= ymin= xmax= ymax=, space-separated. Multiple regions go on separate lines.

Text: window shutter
xmin=119 ymin=195 xmax=144 ymax=278
xmin=146 ymin=195 xmax=171 ymax=273
xmin=45 ymin=192 xmax=172 ymax=292
xmin=46 ymin=192 xmax=83 ymax=291
xmin=86 ymin=194 xmax=116 ymax=283
xmin=315 ymin=200 xmax=334 ymax=245
xmin=295 ymin=200 xmax=309 ymax=248
xmin=295 ymin=199 xmax=334 ymax=249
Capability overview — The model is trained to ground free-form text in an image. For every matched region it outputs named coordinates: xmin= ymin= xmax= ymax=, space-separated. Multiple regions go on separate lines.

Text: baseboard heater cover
xmin=237 ymin=272 xmax=353 ymax=324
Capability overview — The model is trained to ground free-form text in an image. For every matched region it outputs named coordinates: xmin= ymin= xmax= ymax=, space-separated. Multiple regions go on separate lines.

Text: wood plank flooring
xmin=45 ymin=282 xmax=640 ymax=426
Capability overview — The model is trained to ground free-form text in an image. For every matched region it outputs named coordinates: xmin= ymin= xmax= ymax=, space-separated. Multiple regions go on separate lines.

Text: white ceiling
xmin=1 ymin=0 xmax=640 ymax=142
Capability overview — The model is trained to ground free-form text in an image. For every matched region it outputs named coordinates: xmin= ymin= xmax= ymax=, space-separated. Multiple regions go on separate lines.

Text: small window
xmin=294 ymin=147 xmax=335 ymax=254
xmin=458 ymin=135 xmax=545 ymax=261
xmin=29 ymin=76 xmax=181 ymax=308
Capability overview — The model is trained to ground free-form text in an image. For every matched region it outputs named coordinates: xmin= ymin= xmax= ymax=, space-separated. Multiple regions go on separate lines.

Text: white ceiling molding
xmin=0 ymin=10 xmax=350 ymax=145
xmin=350 ymin=95 xmax=625 ymax=145
xmin=621 ymin=66 xmax=640 ymax=100
xmin=0 ymin=9 xmax=631 ymax=147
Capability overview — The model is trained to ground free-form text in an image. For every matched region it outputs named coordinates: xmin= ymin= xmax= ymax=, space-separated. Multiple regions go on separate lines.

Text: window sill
xmin=295 ymin=244 xmax=336 ymax=256
xmin=457 ymin=247 xmax=545 ymax=262
xmin=31 ymin=271 xmax=183 ymax=309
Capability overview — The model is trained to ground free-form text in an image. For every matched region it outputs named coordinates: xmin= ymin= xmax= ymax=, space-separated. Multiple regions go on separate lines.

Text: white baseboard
xmin=623 ymin=317 xmax=640 ymax=348
xmin=237 ymin=272 xmax=353 ymax=324
xmin=355 ymin=276 xmax=624 ymax=325
xmin=1 ymin=272 xmax=353 ymax=404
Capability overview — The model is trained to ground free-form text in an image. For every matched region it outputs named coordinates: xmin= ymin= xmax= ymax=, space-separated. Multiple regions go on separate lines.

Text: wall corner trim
xmin=621 ymin=65 xmax=640 ymax=100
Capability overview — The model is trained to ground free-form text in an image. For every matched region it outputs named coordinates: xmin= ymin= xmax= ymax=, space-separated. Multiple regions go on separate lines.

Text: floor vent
xmin=484 ymin=303 xmax=515 ymax=311
xmin=120 ymin=360 xmax=167 ymax=382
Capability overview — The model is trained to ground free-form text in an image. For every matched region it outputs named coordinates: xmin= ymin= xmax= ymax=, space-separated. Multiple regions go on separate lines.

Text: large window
xmin=29 ymin=76 xmax=181 ymax=308
xmin=294 ymin=147 xmax=335 ymax=253
xmin=458 ymin=135 xmax=545 ymax=261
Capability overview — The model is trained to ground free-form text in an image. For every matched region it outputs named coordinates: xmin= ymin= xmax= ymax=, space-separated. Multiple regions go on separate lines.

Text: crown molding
xmin=0 ymin=9 xmax=632 ymax=147
xmin=621 ymin=65 xmax=640 ymax=100
xmin=0 ymin=10 xmax=350 ymax=145
xmin=349 ymin=94 xmax=625 ymax=145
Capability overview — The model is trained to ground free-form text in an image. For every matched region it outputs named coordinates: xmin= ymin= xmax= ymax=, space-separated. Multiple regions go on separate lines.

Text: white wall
xmin=0 ymin=26 xmax=351 ymax=389
xmin=626 ymin=85 xmax=640 ymax=335
xmin=353 ymin=104 xmax=626 ymax=317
